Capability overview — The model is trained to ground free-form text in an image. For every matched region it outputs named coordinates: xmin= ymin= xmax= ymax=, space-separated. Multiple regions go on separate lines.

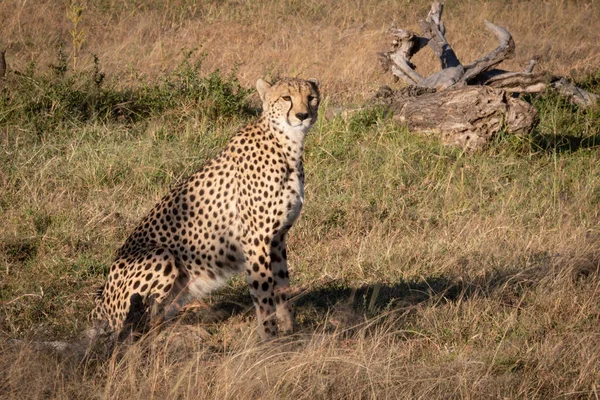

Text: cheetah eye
xmin=281 ymin=96 xmax=292 ymax=102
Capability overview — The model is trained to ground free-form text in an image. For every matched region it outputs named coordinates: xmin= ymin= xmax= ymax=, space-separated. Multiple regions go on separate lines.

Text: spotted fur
xmin=91 ymin=77 xmax=320 ymax=340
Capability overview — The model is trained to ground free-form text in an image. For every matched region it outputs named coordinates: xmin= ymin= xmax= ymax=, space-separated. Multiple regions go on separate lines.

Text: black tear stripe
xmin=285 ymin=100 xmax=293 ymax=125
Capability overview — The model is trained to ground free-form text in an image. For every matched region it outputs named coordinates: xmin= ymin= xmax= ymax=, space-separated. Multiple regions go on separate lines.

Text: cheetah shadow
xmin=526 ymin=132 xmax=600 ymax=153
xmin=177 ymin=249 xmax=600 ymax=334
xmin=183 ymin=266 xmax=565 ymax=332
xmin=180 ymin=275 xmax=471 ymax=335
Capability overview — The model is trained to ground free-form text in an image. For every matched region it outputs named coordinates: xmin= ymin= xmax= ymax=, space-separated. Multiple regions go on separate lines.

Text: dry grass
xmin=2 ymin=0 xmax=600 ymax=399
xmin=3 ymin=253 xmax=600 ymax=399
xmin=1 ymin=0 xmax=600 ymax=102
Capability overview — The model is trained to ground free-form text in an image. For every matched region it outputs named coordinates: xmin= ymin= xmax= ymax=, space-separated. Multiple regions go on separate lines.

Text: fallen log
xmin=375 ymin=85 xmax=537 ymax=150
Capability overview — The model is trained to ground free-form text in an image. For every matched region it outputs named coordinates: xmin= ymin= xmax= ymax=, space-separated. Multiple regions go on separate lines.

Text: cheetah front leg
xmin=270 ymin=231 xmax=296 ymax=334
xmin=245 ymin=243 xmax=278 ymax=340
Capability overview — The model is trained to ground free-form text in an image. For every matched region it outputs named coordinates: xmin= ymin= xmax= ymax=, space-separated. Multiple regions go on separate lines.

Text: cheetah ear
xmin=308 ymin=78 xmax=319 ymax=88
xmin=256 ymin=78 xmax=272 ymax=102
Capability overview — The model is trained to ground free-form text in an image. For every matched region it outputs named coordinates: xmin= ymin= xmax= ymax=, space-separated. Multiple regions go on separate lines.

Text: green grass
xmin=1 ymin=61 xmax=600 ymax=398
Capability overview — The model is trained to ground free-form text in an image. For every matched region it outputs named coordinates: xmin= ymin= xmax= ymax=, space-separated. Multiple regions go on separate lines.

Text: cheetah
xmin=91 ymin=77 xmax=320 ymax=340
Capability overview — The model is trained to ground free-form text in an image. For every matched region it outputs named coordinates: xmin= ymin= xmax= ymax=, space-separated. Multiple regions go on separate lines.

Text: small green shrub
xmin=347 ymin=105 xmax=388 ymax=134
xmin=0 ymin=48 xmax=254 ymax=135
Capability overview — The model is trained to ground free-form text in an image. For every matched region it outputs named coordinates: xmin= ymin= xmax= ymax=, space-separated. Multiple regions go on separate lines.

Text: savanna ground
xmin=1 ymin=0 xmax=600 ymax=398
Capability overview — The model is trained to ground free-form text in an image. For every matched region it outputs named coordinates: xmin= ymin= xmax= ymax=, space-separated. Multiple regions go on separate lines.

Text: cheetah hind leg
xmin=122 ymin=249 xmax=192 ymax=334
xmin=117 ymin=293 xmax=152 ymax=341
xmin=147 ymin=268 xmax=195 ymax=330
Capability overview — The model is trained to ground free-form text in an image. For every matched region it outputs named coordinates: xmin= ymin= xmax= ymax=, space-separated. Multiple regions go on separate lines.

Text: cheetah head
xmin=256 ymin=77 xmax=320 ymax=134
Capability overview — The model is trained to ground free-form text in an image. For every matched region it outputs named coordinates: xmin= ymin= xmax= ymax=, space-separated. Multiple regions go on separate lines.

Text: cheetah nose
xmin=295 ymin=112 xmax=310 ymax=121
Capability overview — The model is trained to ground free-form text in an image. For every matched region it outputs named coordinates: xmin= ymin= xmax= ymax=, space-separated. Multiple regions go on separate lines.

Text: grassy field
xmin=1 ymin=0 xmax=600 ymax=398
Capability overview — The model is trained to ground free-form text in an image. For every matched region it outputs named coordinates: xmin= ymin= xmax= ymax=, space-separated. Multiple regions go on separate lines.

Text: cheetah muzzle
xmin=91 ymin=77 xmax=320 ymax=340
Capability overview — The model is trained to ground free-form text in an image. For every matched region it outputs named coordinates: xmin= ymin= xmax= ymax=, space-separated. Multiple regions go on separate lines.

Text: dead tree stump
xmin=377 ymin=1 xmax=598 ymax=150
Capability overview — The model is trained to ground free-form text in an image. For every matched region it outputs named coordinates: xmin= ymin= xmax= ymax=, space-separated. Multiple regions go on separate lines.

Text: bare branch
xmin=426 ymin=1 xmax=445 ymax=34
xmin=524 ymin=57 xmax=539 ymax=74
xmin=379 ymin=28 xmax=429 ymax=86
xmin=379 ymin=1 xmax=464 ymax=89
xmin=390 ymin=56 xmax=425 ymax=86
xmin=389 ymin=28 xmax=430 ymax=59
xmin=459 ymin=20 xmax=515 ymax=84
xmin=419 ymin=1 xmax=461 ymax=69
xmin=485 ymin=71 xmax=599 ymax=106
xmin=484 ymin=71 xmax=549 ymax=93
xmin=550 ymin=78 xmax=599 ymax=108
